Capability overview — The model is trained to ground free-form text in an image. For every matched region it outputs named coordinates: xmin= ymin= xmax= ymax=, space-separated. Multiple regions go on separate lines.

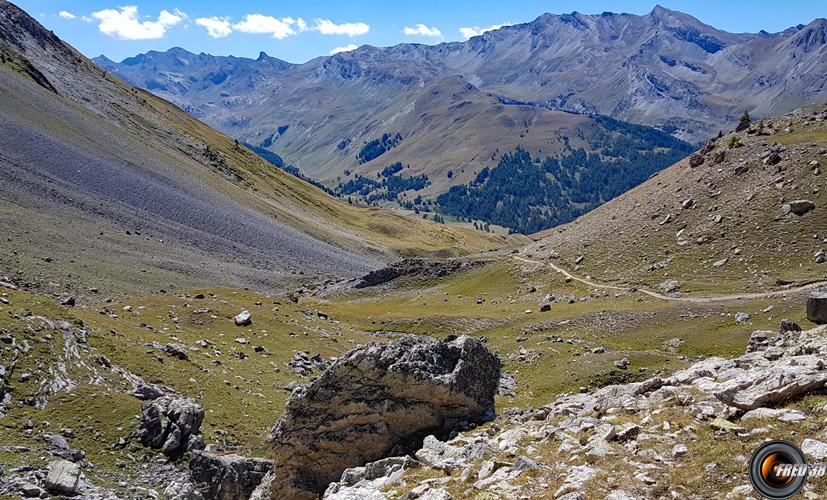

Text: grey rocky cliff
xmin=267 ymin=335 xmax=501 ymax=499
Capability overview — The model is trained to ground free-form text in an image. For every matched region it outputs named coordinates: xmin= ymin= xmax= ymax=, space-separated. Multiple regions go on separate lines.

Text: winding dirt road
xmin=513 ymin=256 xmax=826 ymax=303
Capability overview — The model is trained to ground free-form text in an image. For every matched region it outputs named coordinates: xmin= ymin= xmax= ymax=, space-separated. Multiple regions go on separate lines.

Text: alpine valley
xmin=1 ymin=1 xmax=827 ymax=500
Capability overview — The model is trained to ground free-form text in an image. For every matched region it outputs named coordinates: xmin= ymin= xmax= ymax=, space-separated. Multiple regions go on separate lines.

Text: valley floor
xmin=1 ymin=255 xmax=824 ymax=498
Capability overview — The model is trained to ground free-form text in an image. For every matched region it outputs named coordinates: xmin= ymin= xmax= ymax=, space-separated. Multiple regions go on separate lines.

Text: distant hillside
xmin=96 ymin=6 xmax=827 ymax=233
xmin=523 ymin=105 xmax=827 ymax=293
xmin=437 ymin=118 xmax=693 ymax=233
xmin=0 ymin=1 xmax=512 ymax=298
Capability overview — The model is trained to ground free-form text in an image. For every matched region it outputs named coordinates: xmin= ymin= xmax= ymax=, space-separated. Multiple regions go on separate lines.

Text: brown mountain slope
xmin=523 ymin=106 xmax=827 ymax=294
xmin=0 ymin=1 xmax=513 ymax=298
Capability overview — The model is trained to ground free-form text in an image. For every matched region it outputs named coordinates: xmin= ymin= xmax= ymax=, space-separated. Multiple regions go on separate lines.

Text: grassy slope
xmin=0 ymin=9 xmax=519 ymax=304
xmin=133 ymin=82 xmax=518 ymax=258
xmin=525 ymin=107 xmax=827 ymax=294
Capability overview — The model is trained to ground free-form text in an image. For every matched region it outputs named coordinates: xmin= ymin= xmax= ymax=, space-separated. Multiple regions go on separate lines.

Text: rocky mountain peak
xmin=790 ymin=18 xmax=827 ymax=52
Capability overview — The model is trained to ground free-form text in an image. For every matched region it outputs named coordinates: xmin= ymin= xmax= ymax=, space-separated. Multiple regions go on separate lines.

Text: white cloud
xmin=58 ymin=10 xmax=76 ymax=20
xmin=233 ymin=14 xmax=306 ymax=39
xmin=91 ymin=6 xmax=186 ymax=40
xmin=459 ymin=23 xmax=508 ymax=40
xmin=284 ymin=17 xmax=309 ymax=33
xmin=315 ymin=19 xmax=369 ymax=36
xmin=330 ymin=43 xmax=358 ymax=55
xmin=402 ymin=24 xmax=442 ymax=38
xmin=196 ymin=16 xmax=232 ymax=38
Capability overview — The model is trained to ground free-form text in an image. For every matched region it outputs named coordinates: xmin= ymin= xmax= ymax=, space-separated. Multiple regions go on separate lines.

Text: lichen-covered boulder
xmin=268 ymin=335 xmax=500 ymax=499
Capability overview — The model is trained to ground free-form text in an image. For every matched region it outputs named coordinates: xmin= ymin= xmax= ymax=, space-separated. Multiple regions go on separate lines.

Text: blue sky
xmin=16 ymin=1 xmax=827 ymax=63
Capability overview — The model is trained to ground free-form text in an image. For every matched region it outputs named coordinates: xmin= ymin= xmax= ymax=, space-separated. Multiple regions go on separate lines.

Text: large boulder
xmin=807 ymin=292 xmax=827 ymax=324
xmin=44 ymin=460 xmax=81 ymax=494
xmin=188 ymin=451 xmax=272 ymax=500
xmin=139 ymin=395 xmax=205 ymax=459
xmin=268 ymin=335 xmax=500 ymax=499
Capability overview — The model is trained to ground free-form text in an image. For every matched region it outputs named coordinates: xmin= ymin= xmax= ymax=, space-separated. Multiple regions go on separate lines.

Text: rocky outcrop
xmin=268 ymin=335 xmax=500 ymax=499
xmin=184 ymin=451 xmax=272 ymax=500
xmin=139 ymin=394 xmax=205 ymax=460
xmin=352 ymin=259 xmax=485 ymax=289
xmin=313 ymin=324 xmax=827 ymax=498
xmin=713 ymin=354 xmax=827 ymax=410
xmin=324 ymin=457 xmax=421 ymax=499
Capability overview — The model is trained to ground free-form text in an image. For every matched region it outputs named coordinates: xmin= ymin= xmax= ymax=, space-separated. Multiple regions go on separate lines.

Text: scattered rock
xmin=498 ymin=372 xmax=517 ymax=397
xmin=735 ymin=312 xmax=750 ymax=324
xmin=764 ymin=152 xmax=781 ymax=165
xmin=741 ymin=408 xmax=806 ymax=423
xmin=44 ymin=460 xmax=81 ymax=494
xmin=689 ymin=154 xmax=704 ymax=168
xmin=672 ymin=444 xmax=688 ymax=458
xmin=164 ymin=343 xmax=189 ymax=360
xmin=746 ymin=331 xmax=769 ymax=352
xmin=658 ymin=280 xmax=681 ymax=293
xmin=782 ymin=199 xmax=815 ymax=216
xmin=234 ymin=310 xmax=252 ymax=326
xmin=780 ymin=319 xmax=801 ymax=334
xmin=133 ymin=382 xmax=165 ymax=400
xmin=353 ymin=259 xmax=483 ymax=289
xmin=614 ymin=423 xmax=640 ymax=442
xmin=288 ymin=351 xmax=324 ymax=376
xmin=801 ymin=439 xmax=827 ymax=460
xmin=268 ymin=335 xmax=500 ymax=499
xmin=164 ymin=481 xmax=205 ymax=500
xmin=681 ymin=198 xmax=695 ymax=209
xmin=19 ymin=483 xmax=44 ymax=498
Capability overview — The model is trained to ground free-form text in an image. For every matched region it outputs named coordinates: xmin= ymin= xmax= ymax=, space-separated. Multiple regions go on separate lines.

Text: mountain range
xmin=95 ymin=6 xmax=827 ymax=232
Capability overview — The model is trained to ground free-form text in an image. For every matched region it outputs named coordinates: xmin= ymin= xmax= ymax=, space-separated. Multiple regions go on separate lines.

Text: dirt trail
xmin=513 ymin=256 xmax=827 ymax=303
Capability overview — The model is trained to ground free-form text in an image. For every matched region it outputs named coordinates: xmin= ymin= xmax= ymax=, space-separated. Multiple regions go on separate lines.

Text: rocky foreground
xmin=159 ymin=297 xmax=827 ymax=500
xmin=3 ymin=292 xmax=827 ymax=499
xmin=315 ymin=321 xmax=827 ymax=499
